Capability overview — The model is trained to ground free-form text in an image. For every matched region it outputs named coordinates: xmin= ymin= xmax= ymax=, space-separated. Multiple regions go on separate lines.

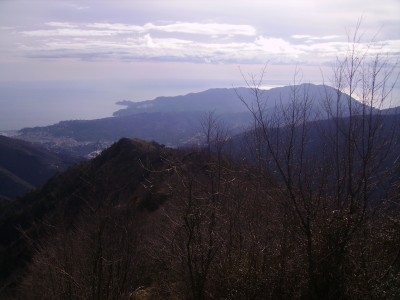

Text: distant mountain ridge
xmin=113 ymin=84 xmax=362 ymax=117
xmin=381 ymin=106 xmax=400 ymax=115
xmin=19 ymin=111 xmax=251 ymax=148
xmin=16 ymin=84 xmax=396 ymax=156
xmin=113 ymin=87 xmax=248 ymax=117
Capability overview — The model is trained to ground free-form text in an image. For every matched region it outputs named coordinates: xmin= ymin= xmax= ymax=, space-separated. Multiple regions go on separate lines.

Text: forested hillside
xmin=0 ymin=136 xmax=78 ymax=200
xmin=0 ymin=133 xmax=398 ymax=299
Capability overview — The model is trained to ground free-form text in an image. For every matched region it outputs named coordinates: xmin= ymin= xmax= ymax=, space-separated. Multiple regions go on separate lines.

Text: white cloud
xmin=255 ymin=36 xmax=303 ymax=56
xmin=292 ymin=35 xmax=341 ymax=40
xmin=24 ymin=21 xmax=257 ymax=38
xmin=45 ymin=22 xmax=78 ymax=28
xmin=20 ymin=34 xmax=309 ymax=64
xmin=22 ymin=28 xmax=121 ymax=37
xmin=88 ymin=23 xmax=145 ymax=32
xmin=149 ymin=22 xmax=256 ymax=36
xmin=64 ymin=3 xmax=89 ymax=11
xmin=14 ymin=20 xmax=400 ymax=65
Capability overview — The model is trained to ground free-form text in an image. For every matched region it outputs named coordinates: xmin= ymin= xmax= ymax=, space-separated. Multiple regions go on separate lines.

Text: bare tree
xmin=199 ymin=110 xmax=230 ymax=158
xmin=236 ymin=24 xmax=399 ymax=299
xmin=18 ymin=202 xmax=150 ymax=300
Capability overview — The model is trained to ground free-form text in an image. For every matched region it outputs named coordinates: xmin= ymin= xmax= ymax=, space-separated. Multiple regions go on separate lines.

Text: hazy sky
xmin=0 ymin=0 xmax=399 ymax=129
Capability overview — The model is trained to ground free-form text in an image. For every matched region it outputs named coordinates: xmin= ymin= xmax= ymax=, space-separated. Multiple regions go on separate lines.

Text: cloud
xmin=255 ymin=36 xmax=303 ymax=55
xmin=0 ymin=26 xmax=14 ymax=31
xmin=292 ymin=35 xmax=341 ymax=40
xmin=15 ymin=21 xmax=400 ymax=65
xmin=20 ymin=34 xmax=308 ymax=64
xmin=87 ymin=22 xmax=256 ymax=36
xmin=45 ymin=22 xmax=78 ymax=28
xmin=88 ymin=23 xmax=145 ymax=33
xmin=22 ymin=28 xmax=121 ymax=37
xmin=64 ymin=3 xmax=89 ymax=10
xmin=148 ymin=22 xmax=256 ymax=36
xmin=23 ymin=21 xmax=257 ymax=38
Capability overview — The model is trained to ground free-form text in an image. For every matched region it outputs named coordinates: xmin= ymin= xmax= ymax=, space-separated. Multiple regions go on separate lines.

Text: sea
xmin=0 ymin=79 xmax=230 ymax=131
xmin=1 ymin=79 xmax=398 ymax=132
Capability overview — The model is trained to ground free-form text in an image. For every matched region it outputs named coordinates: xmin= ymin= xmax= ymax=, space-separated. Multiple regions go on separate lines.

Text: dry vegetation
xmin=2 ymin=28 xmax=399 ymax=300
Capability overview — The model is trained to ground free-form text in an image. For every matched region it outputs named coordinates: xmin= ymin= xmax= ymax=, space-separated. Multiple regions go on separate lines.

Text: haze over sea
xmin=1 ymin=1 xmax=399 ymax=132
xmin=2 ymin=79 xmax=399 ymax=132
xmin=0 ymin=79 xmax=238 ymax=131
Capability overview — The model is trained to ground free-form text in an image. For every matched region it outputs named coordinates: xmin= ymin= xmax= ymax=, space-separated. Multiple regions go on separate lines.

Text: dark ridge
xmin=0 ymin=135 xmax=78 ymax=200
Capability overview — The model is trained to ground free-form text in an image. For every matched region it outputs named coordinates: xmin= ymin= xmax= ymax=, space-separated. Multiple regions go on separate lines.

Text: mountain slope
xmin=113 ymin=87 xmax=248 ymax=117
xmin=0 ymin=136 xmax=398 ymax=299
xmin=18 ymin=111 xmax=252 ymax=150
xmin=0 ymin=135 xmax=78 ymax=200
xmin=16 ymin=84 xmax=365 ymax=156
xmin=20 ymin=111 xmax=210 ymax=145
xmin=381 ymin=106 xmax=400 ymax=115
xmin=113 ymin=84 xmax=362 ymax=117
xmin=0 ymin=167 xmax=35 ymax=200
xmin=0 ymin=138 xmax=172 ymax=288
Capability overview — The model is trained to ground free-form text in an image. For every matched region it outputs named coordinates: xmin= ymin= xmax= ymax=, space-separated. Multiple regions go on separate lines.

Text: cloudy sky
xmin=0 ymin=0 xmax=399 ymax=129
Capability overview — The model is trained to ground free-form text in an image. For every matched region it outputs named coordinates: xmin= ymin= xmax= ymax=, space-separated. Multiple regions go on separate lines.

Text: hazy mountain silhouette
xmin=113 ymin=84 xmax=363 ymax=117
xmin=113 ymin=87 xmax=248 ymax=117
xmin=381 ymin=106 xmax=400 ymax=115
xmin=17 ymin=84 xmax=369 ymax=154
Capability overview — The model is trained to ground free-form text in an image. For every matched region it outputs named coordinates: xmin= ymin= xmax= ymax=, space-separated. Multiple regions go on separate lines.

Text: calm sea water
xmin=1 ymin=80 xmax=398 ymax=131
xmin=0 ymin=80 xmax=228 ymax=131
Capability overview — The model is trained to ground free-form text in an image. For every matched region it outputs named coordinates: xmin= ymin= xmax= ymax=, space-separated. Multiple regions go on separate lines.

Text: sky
xmin=0 ymin=0 xmax=399 ymax=130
